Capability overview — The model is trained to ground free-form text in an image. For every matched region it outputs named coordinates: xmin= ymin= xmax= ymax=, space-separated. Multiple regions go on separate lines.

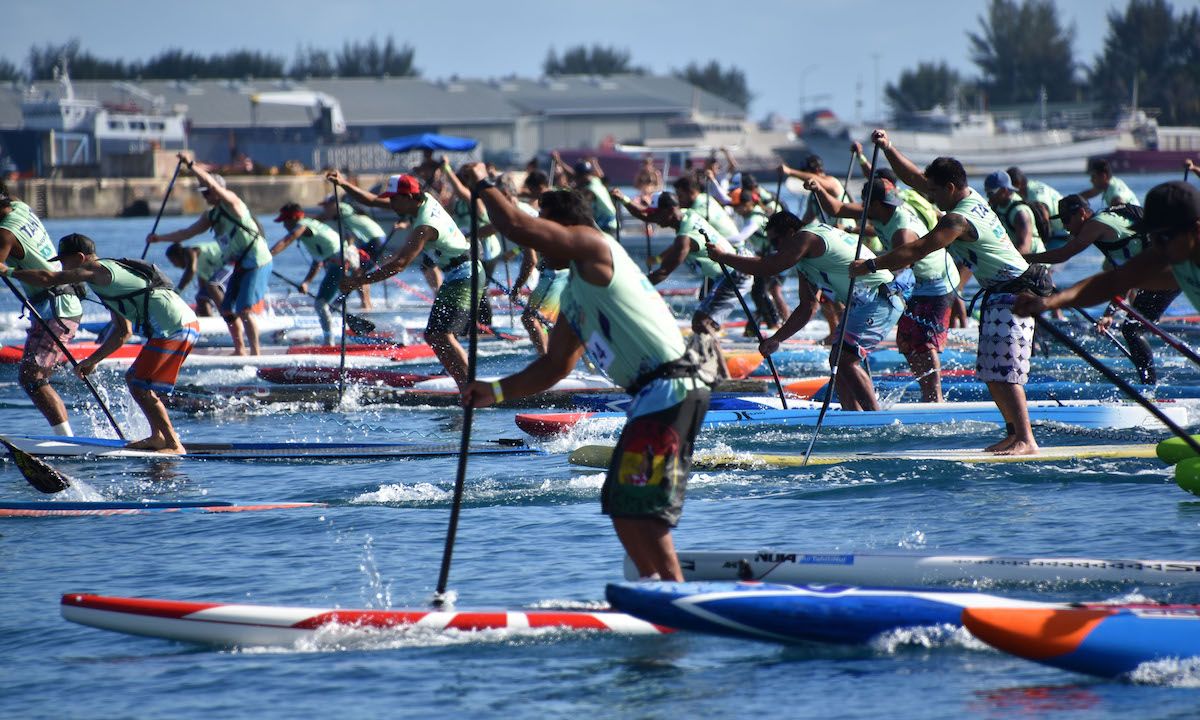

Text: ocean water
xmin=3 ymin=173 xmax=1200 ymax=719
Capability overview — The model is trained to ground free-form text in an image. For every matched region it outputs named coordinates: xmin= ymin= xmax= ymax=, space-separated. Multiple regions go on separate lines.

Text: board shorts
xmin=197 ymin=266 xmax=232 ymax=307
xmin=602 ymin=379 xmax=710 ymax=527
xmin=528 ymin=268 xmax=567 ymax=322
xmin=425 ymin=263 xmax=485 ymax=335
xmin=694 ymin=270 xmax=753 ymax=327
xmin=896 ymin=292 xmax=953 ymax=355
xmin=976 ymin=292 xmax=1035 ymax=384
xmin=835 ymin=285 xmax=905 ymax=361
xmin=22 ymin=314 xmax=80 ymax=370
xmin=126 ymin=321 xmax=200 ymax=394
xmin=1126 ymin=288 xmax=1180 ymax=325
xmin=222 ymin=260 xmax=272 ymax=316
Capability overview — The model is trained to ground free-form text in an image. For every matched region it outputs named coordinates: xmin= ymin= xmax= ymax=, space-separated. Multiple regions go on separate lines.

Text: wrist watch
xmin=474 ymin=177 xmax=496 ymax=194
xmin=864 ymin=258 xmax=878 ymax=273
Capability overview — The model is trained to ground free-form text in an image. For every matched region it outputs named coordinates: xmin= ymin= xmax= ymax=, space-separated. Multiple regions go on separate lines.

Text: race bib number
xmin=585 ymin=332 xmax=615 ymax=371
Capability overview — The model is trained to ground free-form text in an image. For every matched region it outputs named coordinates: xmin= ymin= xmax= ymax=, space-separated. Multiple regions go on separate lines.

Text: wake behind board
xmin=963 ymin=605 xmax=1200 ymax=678
xmin=628 ymin=550 xmax=1200 ymax=586
xmin=61 ymin=593 xmax=668 ymax=647
xmin=256 ymin=366 xmax=433 ymax=387
xmin=569 ymin=443 xmax=1158 ymax=469
xmin=0 ymin=501 xmax=324 ymax=517
xmin=0 ymin=435 xmax=537 ymax=461
xmin=520 ymin=400 xmax=1188 ymax=437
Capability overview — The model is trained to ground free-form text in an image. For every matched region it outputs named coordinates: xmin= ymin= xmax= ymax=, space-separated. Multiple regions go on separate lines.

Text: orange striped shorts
xmin=126 ymin=322 xmax=200 ymax=394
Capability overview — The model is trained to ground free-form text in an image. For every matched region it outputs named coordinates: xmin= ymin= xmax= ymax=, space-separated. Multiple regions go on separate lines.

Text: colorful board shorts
xmin=976 ymin=292 xmax=1035 ymax=384
xmin=695 ymin=270 xmax=753 ymax=327
xmin=425 ymin=262 xmax=485 ymax=335
xmin=896 ymin=292 xmax=953 ymax=355
xmin=22 ymin=314 xmax=80 ymax=370
xmin=528 ymin=269 xmax=567 ymax=322
xmin=602 ymin=378 xmax=711 ymax=527
xmin=834 ymin=286 xmax=905 ymax=361
xmin=126 ymin=322 xmax=200 ymax=394
xmin=222 ymin=261 xmax=272 ymax=316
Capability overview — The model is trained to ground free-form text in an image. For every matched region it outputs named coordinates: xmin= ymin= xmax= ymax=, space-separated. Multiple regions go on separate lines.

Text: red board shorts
xmin=601 ymin=381 xmax=710 ymax=527
xmin=126 ymin=322 xmax=200 ymax=394
xmin=22 ymin=315 xmax=80 ymax=370
xmin=896 ymin=293 xmax=953 ymax=355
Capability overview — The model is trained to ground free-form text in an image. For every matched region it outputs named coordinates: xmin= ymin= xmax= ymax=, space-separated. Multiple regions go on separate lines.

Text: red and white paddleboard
xmin=0 ymin=342 xmax=143 ymax=364
xmin=256 ymin=366 xmax=433 ymax=387
xmin=284 ymin=343 xmax=435 ymax=360
xmin=516 ymin=411 xmax=594 ymax=437
xmin=61 ymin=593 xmax=669 ymax=647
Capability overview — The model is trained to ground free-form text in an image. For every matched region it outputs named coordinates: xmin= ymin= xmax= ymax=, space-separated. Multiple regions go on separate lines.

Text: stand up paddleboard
xmin=0 ymin=501 xmax=324 ymax=517
xmin=61 ymin=593 xmax=669 ymax=647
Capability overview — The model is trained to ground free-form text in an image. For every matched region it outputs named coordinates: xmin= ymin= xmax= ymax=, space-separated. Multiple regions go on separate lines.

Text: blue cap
xmin=984 ymin=171 xmax=1015 ymax=195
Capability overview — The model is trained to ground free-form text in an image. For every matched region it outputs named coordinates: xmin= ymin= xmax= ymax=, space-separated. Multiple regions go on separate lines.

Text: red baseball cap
xmin=273 ymin=202 xmax=304 ymax=222
xmin=378 ymin=174 xmax=421 ymax=198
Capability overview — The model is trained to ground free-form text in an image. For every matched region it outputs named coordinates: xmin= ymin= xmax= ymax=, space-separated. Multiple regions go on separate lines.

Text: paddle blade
xmin=345 ymin=314 xmax=376 ymax=335
xmin=2 ymin=438 xmax=73 ymax=494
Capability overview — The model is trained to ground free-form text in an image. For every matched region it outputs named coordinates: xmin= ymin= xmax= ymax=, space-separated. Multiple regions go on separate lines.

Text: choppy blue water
xmin=4 ymin=173 xmax=1200 ymax=719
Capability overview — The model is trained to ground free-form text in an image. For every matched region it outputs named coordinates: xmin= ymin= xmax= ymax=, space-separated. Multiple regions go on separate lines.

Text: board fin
xmin=1 ymin=438 xmax=74 ymax=493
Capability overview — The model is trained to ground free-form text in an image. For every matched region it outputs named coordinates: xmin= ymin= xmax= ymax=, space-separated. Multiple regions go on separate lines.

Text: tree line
xmin=886 ymin=0 xmax=1200 ymax=125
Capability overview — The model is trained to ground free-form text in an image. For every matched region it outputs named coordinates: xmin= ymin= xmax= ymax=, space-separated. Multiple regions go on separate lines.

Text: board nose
xmin=962 ymin=607 xmax=1112 ymax=659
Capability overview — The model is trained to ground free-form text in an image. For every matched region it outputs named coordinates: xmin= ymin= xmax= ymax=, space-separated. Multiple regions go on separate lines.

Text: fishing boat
xmin=61 ymin=593 xmax=668 ymax=647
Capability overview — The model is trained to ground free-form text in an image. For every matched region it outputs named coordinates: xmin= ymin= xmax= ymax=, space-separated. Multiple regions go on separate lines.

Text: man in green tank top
xmin=318 ymin=197 xmax=385 ymax=310
xmin=1080 ymin=158 xmax=1140 ymax=208
xmin=147 ymin=155 xmax=271 ymax=356
xmin=1016 ymin=180 xmax=1199 ymax=347
xmin=165 ymin=241 xmax=229 ymax=317
xmin=270 ymin=202 xmax=357 ymax=347
xmin=0 ymin=185 xmax=84 ymax=435
xmin=3 ymin=234 xmax=199 ymax=454
xmin=850 ymin=130 xmax=1041 ymax=456
xmin=329 ymin=171 xmax=483 ymax=390
xmin=458 ymin=163 xmax=712 ymax=582
xmin=1007 ymin=167 xmax=1068 ymax=250
xmin=570 ymin=159 xmax=619 ymax=236
xmin=1025 ymin=194 xmax=1180 ymax=384
xmin=984 ymin=171 xmax=1045 ymax=255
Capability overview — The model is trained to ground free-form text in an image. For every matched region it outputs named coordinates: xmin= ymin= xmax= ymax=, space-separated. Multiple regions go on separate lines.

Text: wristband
xmin=2 ymin=267 xmax=12 ymax=278
xmin=474 ymin=178 xmax=496 ymax=194
xmin=490 ymin=379 xmax=505 ymax=404
xmin=864 ymin=258 xmax=878 ymax=273
xmin=857 ymin=152 xmax=868 ymax=166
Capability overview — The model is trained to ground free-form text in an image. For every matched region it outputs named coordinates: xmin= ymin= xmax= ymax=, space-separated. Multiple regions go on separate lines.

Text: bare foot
xmin=126 ymin=437 xmax=166 ymax=450
xmin=992 ymin=438 xmax=1039 ymax=456
xmin=155 ymin=445 xmax=186 ymax=455
xmin=984 ymin=435 xmax=1015 ymax=453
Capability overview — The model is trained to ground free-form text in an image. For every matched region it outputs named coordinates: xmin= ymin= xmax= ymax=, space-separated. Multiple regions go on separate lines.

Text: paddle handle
xmin=1112 ymin=296 xmax=1200 ymax=368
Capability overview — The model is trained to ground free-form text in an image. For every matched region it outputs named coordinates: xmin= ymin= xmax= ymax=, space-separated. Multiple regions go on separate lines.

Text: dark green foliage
xmin=675 ymin=61 xmax=752 ymax=110
xmin=885 ymin=62 xmax=974 ymax=115
xmin=333 ymin=37 xmax=418 ymax=77
xmin=543 ymin=45 xmax=643 ymax=76
xmin=968 ymin=0 xmax=1077 ymax=104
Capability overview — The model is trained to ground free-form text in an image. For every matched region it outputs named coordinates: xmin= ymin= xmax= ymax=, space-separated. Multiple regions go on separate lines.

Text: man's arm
xmin=762 ymin=276 xmax=818 ymax=354
xmin=872 ymin=130 xmax=929 ymax=194
xmin=1078 ymin=186 xmax=1102 ymax=200
xmin=1014 ymin=248 xmax=1178 ymax=316
xmin=0 ymin=227 xmax=18 ymax=264
xmin=511 ymin=248 xmax=536 ymax=295
xmin=150 ymin=213 xmax=212 ymax=244
xmin=648 ymin=235 xmax=691 ymax=284
xmin=187 ymin=157 xmax=246 ymax=214
xmin=175 ymin=246 xmax=199 ymax=291
xmin=708 ymin=230 xmax=814 ymax=276
xmin=612 ymin=188 xmax=652 ymax=222
xmin=5 ymin=258 xmax=109 ymax=287
xmin=78 ymin=313 xmax=131 ymax=375
xmin=326 ymin=170 xmax=391 ymax=210
xmin=852 ymin=213 xmax=962 ymax=275
xmin=1024 ymin=221 xmax=1101 ymax=265
xmin=809 ymin=180 xmax=861 ymax=219
xmin=462 ymin=318 xmax=585 ymax=406
xmin=269 ymin=226 xmax=306 ymax=256
xmin=339 ymin=226 xmax=433 ymax=292
xmin=1009 ymin=206 xmax=1035 ymax=254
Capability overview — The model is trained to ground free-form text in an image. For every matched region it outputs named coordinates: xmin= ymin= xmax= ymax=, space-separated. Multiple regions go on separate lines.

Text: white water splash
xmin=357 ymin=535 xmax=393 ymax=610
xmin=1129 ymin=656 xmax=1200 ymax=686
xmin=871 ymin=623 xmax=986 ymax=653
xmin=352 ymin=482 xmax=450 ymax=504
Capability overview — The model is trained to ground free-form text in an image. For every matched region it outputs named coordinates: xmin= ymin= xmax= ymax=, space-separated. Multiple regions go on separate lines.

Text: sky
xmin=8 ymin=0 xmax=1200 ymax=122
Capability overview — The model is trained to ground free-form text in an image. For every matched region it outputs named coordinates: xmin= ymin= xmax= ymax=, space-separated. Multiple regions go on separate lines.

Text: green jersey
xmin=677 ymin=209 xmax=741 ymax=279
xmin=336 ymin=204 xmax=386 ymax=244
xmin=585 ymin=176 xmax=618 ymax=233
xmin=415 ymin=193 xmax=471 ymax=272
xmin=946 ymin=189 xmax=1028 ymax=288
xmin=796 ymin=222 xmax=892 ymax=303
xmin=208 ymin=202 xmax=271 ymax=269
xmin=1 ymin=201 xmax=81 ymax=318
xmin=876 ymin=204 xmax=959 ymax=297
xmin=1090 ymin=207 xmax=1144 ymax=269
xmin=1103 ymin=177 xmax=1140 ymax=207
xmin=995 ymin=194 xmax=1046 ymax=255
xmin=561 ymin=235 xmax=686 ymax=390
xmin=92 ymin=259 xmax=196 ymax=339
xmin=692 ymin=194 xmax=739 ymax=238
xmin=294 ymin=217 xmax=341 ymax=263
xmin=744 ymin=209 xmax=771 ymax=254
xmin=1025 ymin=179 xmax=1065 ymax=237
xmin=193 ymin=241 xmax=225 ymax=282
xmin=1172 ymin=259 xmax=1200 ymax=315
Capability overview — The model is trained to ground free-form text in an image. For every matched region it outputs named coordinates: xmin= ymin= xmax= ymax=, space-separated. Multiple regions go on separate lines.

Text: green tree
xmin=968 ymin=0 xmax=1077 ymax=104
xmin=0 ymin=57 xmax=21 ymax=82
xmin=675 ymin=61 xmax=752 ymax=110
xmin=543 ymin=45 xmax=642 ymax=76
xmin=290 ymin=46 xmax=336 ymax=79
xmin=29 ymin=39 xmax=129 ymax=80
xmin=140 ymin=49 xmax=218 ymax=79
xmin=335 ymin=37 xmax=417 ymax=77
xmin=1089 ymin=0 xmax=1200 ymax=125
xmin=884 ymin=61 xmax=977 ymax=115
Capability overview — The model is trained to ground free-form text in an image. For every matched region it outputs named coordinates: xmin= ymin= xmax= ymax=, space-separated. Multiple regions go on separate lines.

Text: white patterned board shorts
xmin=976 ymin=292 xmax=1035 ymax=384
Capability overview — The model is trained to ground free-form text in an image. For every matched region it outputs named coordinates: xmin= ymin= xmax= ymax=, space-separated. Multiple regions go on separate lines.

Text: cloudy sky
xmin=8 ymin=0 xmax=1191 ymax=121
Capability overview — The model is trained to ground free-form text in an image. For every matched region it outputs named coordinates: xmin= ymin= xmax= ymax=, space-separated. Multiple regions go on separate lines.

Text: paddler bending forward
xmin=2 ymin=234 xmax=199 ymax=453
xmin=458 ymin=163 xmax=714 ymax=581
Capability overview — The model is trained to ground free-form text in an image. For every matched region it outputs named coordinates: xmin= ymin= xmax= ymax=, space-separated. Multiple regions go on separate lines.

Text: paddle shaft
xmin=1069 ymin=305 xmax=1137 ymax=368
xmin=802 ymin=143 xmax=881 ymax=465
xmin=842 ymin=149 xmax=855 ymax=202
xmin=331 ymin=182 xmax=349 ymax=403
xmin=1112 ymin=296 xmax=1200 ymax=368
xmin=1 ymin=276 xmax=126 ymax=440
xmin=141 ymin=158 xmax=183 ymax=259
xmin=435 ymin=183 xmax=482 ymax=603
xmin=699 ymin=229 xmax=787 ymax=408
xmin=269 ymin=270 xmax=374 ymax=335
xmin=1034 ymin=315 xmax=1200 ymax=455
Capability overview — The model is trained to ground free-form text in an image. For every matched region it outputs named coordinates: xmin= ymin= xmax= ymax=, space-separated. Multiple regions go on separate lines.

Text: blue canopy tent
xmin=380 ymin=133 xmax=478 ymax=153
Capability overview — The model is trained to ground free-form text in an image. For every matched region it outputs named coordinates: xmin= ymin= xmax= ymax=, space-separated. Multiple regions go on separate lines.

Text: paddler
xmin=1080 ymin=158 xmax=1141 ymax=208
xmin=780 ymin=155 xmax=854 ymax=231
xmin=984 ymin=171 xmax=1046 ymax=256
xmin=1024 ymin=194 xmax=1176 ymax=385
xmin=0 ymin=183 xmax=84 ymax=435
xmin=612 ymin=188 xmax=752 ymax=338
xmin=811 ymin=177 xmax=959 ymax=403
xmin=730 ymin=187 xmax=786 ymax=333
xmin=457 ymin=163 xmax=715 ymax=582
xmin=573 ymin=159 xmax=620 ymax=238
xmin=1015 ymin=181 xmax=1200 ymax=364
xmin=672 ymin=174 xmax=739 ymax=241
xmin=508 ymin=170 xmax=565 ymax=355
xmin=318 ymin=196 xmax=386 ymax=309
xmin=441 ymin=158 xmax=499 ymax=326
xmin=633 ymin=155 xmax=663 ymax=203
xmin=709 ymin=211 xmax=905 ymax=411
xmin=269 ymin=202 xmax=357 ymax=347
xmin=164 ymin=240 xmax=228 ymax=317
xmin=147 ymin=154 xmax=272 ymax=356
xmin=1007 ymin=167 xmax=1068 ymax=250
xmin=850 ymin=130 xmax=1050 ymax=455
xmin=2 ymin=233 xmax=199 ymax=454
xmin=328 ymin=171 xmax=482 ymax=390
